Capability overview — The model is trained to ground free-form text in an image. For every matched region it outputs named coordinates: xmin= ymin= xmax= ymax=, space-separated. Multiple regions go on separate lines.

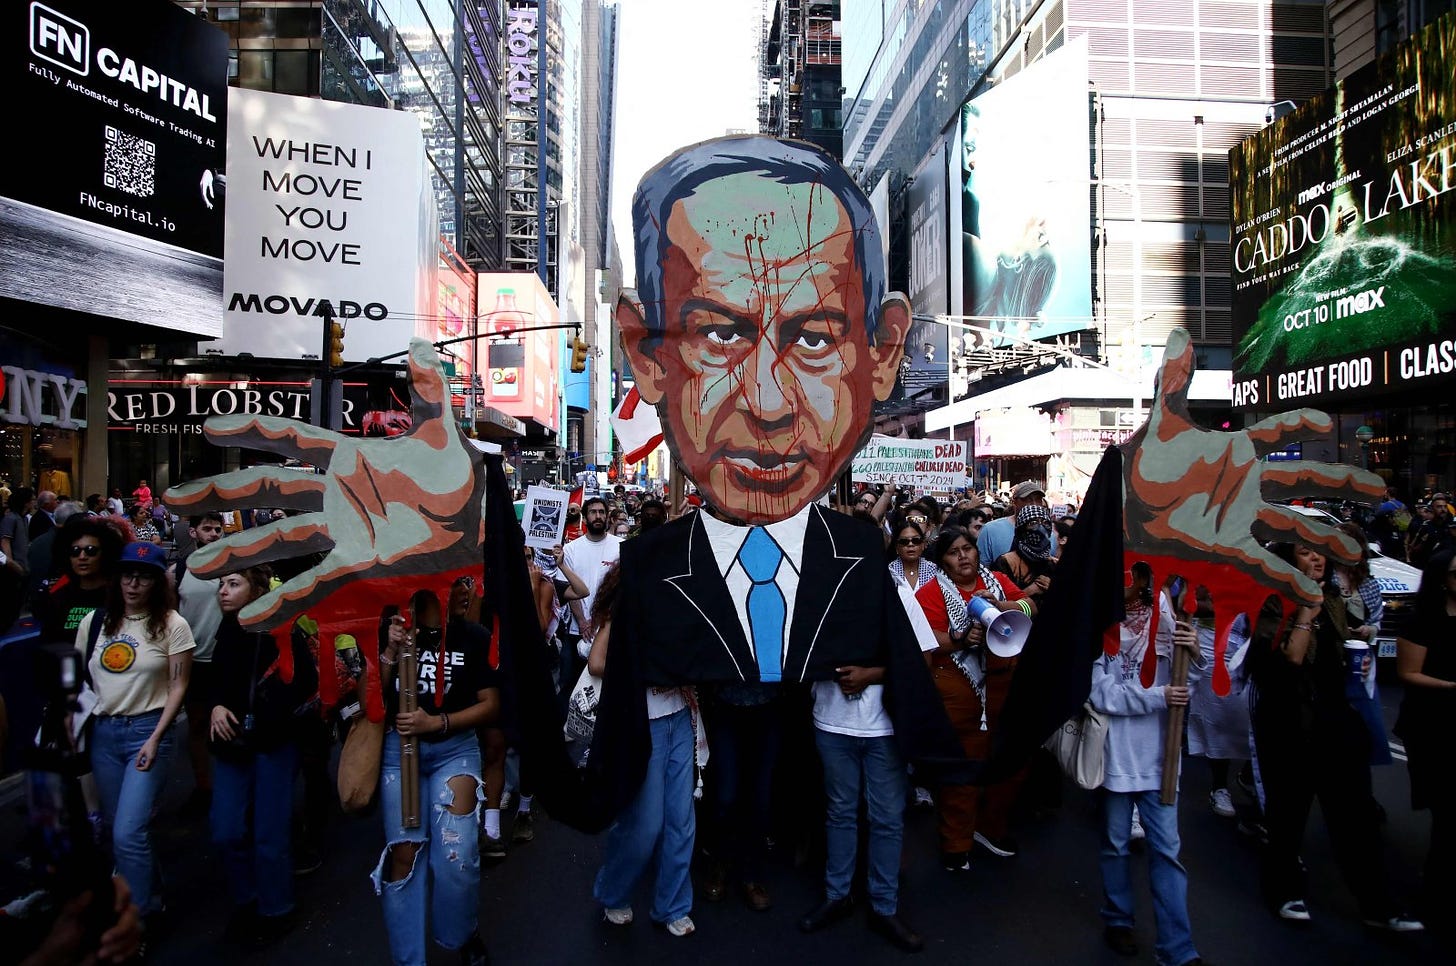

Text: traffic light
xmin=570 ymin=335 xmax=589 ymax=373
xmin=327 ymin=320 xmax=345 ymax=369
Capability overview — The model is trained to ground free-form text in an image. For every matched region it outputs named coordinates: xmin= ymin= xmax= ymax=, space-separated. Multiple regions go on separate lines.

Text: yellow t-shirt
xmin=82 ymin=610 xmax=196 ymax=716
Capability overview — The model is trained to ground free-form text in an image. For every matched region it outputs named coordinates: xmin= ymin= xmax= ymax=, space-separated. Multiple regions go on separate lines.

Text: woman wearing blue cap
xmin=78 ymin=541 xmax=195 ymax=938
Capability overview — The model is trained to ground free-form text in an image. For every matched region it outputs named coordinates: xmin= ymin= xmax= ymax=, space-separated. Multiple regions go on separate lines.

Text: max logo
xmin=30 ymin=3 xmax=89 ymax=77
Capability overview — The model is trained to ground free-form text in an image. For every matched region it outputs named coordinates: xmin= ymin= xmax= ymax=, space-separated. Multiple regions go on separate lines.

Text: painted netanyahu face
xmin=625 ymin=173 xmax=907 ymax=525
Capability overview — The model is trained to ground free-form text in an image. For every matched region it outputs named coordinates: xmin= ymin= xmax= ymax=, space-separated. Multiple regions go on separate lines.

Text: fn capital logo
xmin=30 ymin=2 xmax=89 ymax=77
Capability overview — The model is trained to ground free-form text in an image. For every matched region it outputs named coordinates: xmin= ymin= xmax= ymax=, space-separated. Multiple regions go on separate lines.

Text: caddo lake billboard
xmin=1229 ymin=12 xmax=1456 ymax=410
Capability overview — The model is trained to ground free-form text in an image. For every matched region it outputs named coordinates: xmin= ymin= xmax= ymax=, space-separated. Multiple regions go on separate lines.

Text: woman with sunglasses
xmin=209 ymin=564 xmax=318 ymax=947
xmin=37 ymin=515 xmax=123 ymax=645
xmin=79 ymin=541 xmax=195 ymax=928
xmin=888 ymin=519 xmax=937 ymax=592
xmin=915 ymin=526 xmax=1035 ymax=869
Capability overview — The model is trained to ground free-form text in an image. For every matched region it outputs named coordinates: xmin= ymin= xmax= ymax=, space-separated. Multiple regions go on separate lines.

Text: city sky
xmin=610 ymin=0 xmax=762 ymax=287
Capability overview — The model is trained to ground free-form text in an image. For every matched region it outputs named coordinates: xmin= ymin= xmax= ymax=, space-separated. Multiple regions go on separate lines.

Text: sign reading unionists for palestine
xmin=1228 ymin=12 xmax=1456 ymax=410
xmin=219 ymin=88 xmax=430 ymax=362
xmin=852 ymin=436 xmax=967 ymax=492
xmin=4 ymin=0 xmax=228 ymax=335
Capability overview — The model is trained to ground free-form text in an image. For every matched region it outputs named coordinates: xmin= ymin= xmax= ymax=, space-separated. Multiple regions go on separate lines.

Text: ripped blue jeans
xmin=371 ymin=731 xmax=483 ymax=966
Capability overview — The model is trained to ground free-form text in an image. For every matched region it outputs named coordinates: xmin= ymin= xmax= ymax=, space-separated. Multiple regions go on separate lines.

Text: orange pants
xmin=932 ymin=656 xmax=1027 ymax=854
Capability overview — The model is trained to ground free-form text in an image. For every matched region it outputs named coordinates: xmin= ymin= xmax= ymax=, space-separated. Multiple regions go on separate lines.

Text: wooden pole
xmin=398 ymin=609 xmax=421 ymax=829
xmin=1160 ymin=625 xmax=1191 ymax=805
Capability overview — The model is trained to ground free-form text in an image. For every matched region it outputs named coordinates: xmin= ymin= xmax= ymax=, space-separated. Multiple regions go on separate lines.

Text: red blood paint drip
xmin=243 ymin=564 xmax=477 ymax=723
xmin=1103 ymin=622 xmax=1121 ymax=657
xmin=271 ymin=627 xmax=294 ymax=684
xmin=1118 ymin=551 xmax=1282 ymax=698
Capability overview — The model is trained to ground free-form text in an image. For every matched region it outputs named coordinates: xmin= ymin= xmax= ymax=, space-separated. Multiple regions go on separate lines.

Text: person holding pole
xmin=1089 ymin=561 xmax=1204 ymax=966
xmin=374 ymin=589 xmax=499 ymax=966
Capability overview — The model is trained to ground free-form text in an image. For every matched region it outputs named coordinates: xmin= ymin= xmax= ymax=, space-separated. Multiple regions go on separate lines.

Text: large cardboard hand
xmin=165 ymin=339 xmax=486 ymax=629
xmin=1119 ymin=328 xmax=1383 ymax=606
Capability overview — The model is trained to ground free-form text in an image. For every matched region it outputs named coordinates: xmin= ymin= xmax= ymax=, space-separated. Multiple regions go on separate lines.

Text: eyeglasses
xmin=896 ymin=536 xmax=925 ymax=547
xmin=70 ymin=545 xmax=102 ymax=558
xmin=856 ymin=498 xmax=875 ymax=507
xmin=120 ymin=571 xmax=157 ymax=585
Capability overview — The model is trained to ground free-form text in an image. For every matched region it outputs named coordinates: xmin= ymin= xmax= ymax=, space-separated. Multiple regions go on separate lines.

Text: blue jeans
xmin=815 ymin=729 xmax=907 ymax=916
xmin=211 ymin=743 xmax=299 ymax=917
xmin=90 ymin=711 xmax=174 ymax=915
xmin=594 ymin=708 xmax=696 ymax=923
xmin=1100 ymin=790 xmax=1198 ymax=966
xmin=370 ymin=731 xmax=483 ymax=966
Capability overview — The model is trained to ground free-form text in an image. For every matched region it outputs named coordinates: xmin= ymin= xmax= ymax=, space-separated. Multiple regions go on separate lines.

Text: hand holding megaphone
xmin=966 ymin=596 xmax=1032 ymax=658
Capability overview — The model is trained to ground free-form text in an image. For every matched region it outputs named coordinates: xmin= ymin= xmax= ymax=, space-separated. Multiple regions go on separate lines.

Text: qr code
xmin=103 ymin=126 xmax=156 ymax=198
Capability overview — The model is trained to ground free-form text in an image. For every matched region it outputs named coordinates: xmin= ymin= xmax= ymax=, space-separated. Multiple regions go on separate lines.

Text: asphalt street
xmin=2 ymin=684 xmax=1447 ymax=965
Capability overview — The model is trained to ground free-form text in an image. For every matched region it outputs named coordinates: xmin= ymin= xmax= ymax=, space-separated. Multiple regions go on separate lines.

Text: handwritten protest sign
xmin=852 ymin=436 xmax=967 ymax=491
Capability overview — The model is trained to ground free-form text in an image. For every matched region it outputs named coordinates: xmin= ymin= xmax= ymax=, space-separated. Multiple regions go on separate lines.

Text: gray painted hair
xmin=630 ymin=134 xmax=887 ymax=346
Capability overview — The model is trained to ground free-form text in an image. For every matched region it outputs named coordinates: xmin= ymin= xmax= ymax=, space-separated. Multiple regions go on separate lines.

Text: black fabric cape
xmin=983 ymin=445 xmax=1127 ymax=783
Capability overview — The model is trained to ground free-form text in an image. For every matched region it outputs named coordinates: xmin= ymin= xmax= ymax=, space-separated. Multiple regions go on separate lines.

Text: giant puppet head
xmin=615 ymin=135 xmax=910 ymax=525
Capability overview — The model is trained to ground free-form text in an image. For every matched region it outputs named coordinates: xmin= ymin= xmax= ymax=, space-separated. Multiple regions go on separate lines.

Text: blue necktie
xmin=738 ymin=527 xmax=785 ymax=682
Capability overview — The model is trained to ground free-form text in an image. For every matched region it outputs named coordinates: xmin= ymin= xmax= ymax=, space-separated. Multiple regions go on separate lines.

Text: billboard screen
xmin=954 ymin=37 xmax=1091 ymax=348
xmin=3 ymin=0 xmax=228 ymax=336
xmin=1230 ymin=13 xmax=1456 ymax=410
xmin=478 ymin=272 xmax=559 ymax=431
xmin=218 ymin=89 xmax=434 ymax=363
xmin=903 ymin=141 xmax=950 ymax=398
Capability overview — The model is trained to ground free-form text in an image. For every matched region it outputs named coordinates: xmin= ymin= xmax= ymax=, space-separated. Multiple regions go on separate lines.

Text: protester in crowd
xmin=589 ymin=563 xmax=698 ymax=937
xmin=106 ymin=488 xmax=127 ymax=518
xmin=0 ymin=487 xmax=36 ymax=635
xmin=1331 ymin=522 xmax=1394 ymax=770
xmin=990 ymin=504 xmax=1057 ymax=603
xmin=850 ymin=485 xmax=892 ymax=525
xmin=1247 ymin=542 xmax=1423 ymax=931
xmin=698 ymin=679 xmax=783 ymax=912
xmin=797 ymin=598 xmax=935 ymax=953
xmin=915 ymin=525 xmax=1036 ymax=868
xmin=172 ymin=513 xmax=227 ymax=822
xmin=80 ymin=542 xmax=194 ymax=930
xmin=560 ymin=496 xmax=622 ymax=714
xmin=977 ymin=480 xmax=1046 ymax=563
xmin=631 ymin=498 xmax=669 ymax=537
xmin=1055 ymin=515 xmax=1076 ymax=553
xmin=1184 ymin=586 xmax=1256 ymax=821
xmin=129 ymin=504 xmax=161 ymax=546
xmin=1091 ymin=561 xmax=1204 ymax=966
xmin=35 ymin=514 xmax=123 ymax=645
xmin=1394 ymin=547 xmax=1456 ymax=923
xmin=27 ymin=501 xmax=86 ymax=602
xmin=888 ymin=519 xmax=938 ymax=592
xmin=209 ymin=564 xmax=318 ymax=947
xmin=375 ymin=589 xmax=497 ymax=966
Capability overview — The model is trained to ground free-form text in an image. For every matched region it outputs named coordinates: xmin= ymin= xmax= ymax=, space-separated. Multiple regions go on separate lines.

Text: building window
xmin=275 ymin=50 xmax=320 ymax=96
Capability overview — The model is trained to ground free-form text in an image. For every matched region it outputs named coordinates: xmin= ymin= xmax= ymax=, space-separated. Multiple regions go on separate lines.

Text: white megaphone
xmin=967 ymin=596 xmax=1032 ymax=658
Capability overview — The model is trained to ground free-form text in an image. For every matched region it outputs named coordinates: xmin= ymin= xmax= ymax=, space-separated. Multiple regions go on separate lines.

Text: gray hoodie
xmin=1089 ymin=593 xmax=1180 ymax=793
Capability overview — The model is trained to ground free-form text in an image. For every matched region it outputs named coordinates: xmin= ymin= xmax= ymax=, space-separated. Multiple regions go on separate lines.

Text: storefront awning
xmin=924 ymin=366 xmax=1232 ymax=433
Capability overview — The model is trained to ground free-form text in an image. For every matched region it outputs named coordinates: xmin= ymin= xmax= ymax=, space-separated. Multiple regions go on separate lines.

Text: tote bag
xmin=337 ymin=715 xmax=386 ymax=813
xmin=1044 ymin=702 xmax=1109 ymax=791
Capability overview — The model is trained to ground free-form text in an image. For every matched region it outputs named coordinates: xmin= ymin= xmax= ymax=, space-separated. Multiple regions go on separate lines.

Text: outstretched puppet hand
xmin=1118 ymin=329 xmax=1383 ymax=606
xmin=165 ymin=339 xmax=487 ymax=630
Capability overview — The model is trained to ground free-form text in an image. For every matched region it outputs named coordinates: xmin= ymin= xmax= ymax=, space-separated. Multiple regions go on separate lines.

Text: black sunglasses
xmin=896 ymin=536 xmax=925 ymax=547
xmin=70 ymin=545 xmax=102 ymax=557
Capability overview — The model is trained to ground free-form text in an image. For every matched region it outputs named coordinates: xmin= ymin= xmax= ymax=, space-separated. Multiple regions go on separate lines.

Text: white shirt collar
xmin=698 ymin=504 xmax=811 ymax=578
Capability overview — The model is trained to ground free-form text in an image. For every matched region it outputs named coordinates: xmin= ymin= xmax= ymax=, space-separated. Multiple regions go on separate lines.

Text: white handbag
xmin=1044 ymin=702 xmax=1109 ymax=791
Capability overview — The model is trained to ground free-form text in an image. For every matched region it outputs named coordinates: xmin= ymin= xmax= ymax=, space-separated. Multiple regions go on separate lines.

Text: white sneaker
xmin=1278 ymin=900 xmax=1311 ymax=922
xmin=663 ymin=915 xmax=695 ymax=937
xmin=1129 ymin=805 xmax=1146 ymax=842
xmin=913 ymin=786 xmax=934 ymax=808
xmin=1210 ymin=788 xmax=1236 ymax=818
xmin=500 ymin=789 xmax=513 ymax=812
xmin=1363 ymin=913 xmax=1424 ymax=933
xmin=603 ymin=906 xmax=633 ymax=925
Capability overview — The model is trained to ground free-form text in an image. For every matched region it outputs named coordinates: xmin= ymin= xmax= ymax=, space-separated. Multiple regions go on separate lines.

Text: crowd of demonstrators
xmin=10 ymin=474 xmax=1456 ymax=965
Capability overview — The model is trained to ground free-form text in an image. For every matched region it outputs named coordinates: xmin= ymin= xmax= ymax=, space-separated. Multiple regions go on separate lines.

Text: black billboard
xmin=1229 ymin=13 xmax=1456 ymax=410
xmin=3 ymin=0 xmax=229 ymax=336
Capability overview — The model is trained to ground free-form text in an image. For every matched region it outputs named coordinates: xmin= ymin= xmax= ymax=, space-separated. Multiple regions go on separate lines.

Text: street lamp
xmin=1355 ymin=424 xmax=1374 ymax=469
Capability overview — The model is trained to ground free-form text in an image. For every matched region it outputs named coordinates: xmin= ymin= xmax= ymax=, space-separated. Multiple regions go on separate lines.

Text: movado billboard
xmin=1229 ymin=12 xmax=1456 ymax=410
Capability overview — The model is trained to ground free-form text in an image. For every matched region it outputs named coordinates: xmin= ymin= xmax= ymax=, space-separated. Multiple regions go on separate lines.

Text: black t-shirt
xmin=386 ymin=617 xmax=497 ymax=738
xmin=38 ymin=580 xmax=108 ymax=646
